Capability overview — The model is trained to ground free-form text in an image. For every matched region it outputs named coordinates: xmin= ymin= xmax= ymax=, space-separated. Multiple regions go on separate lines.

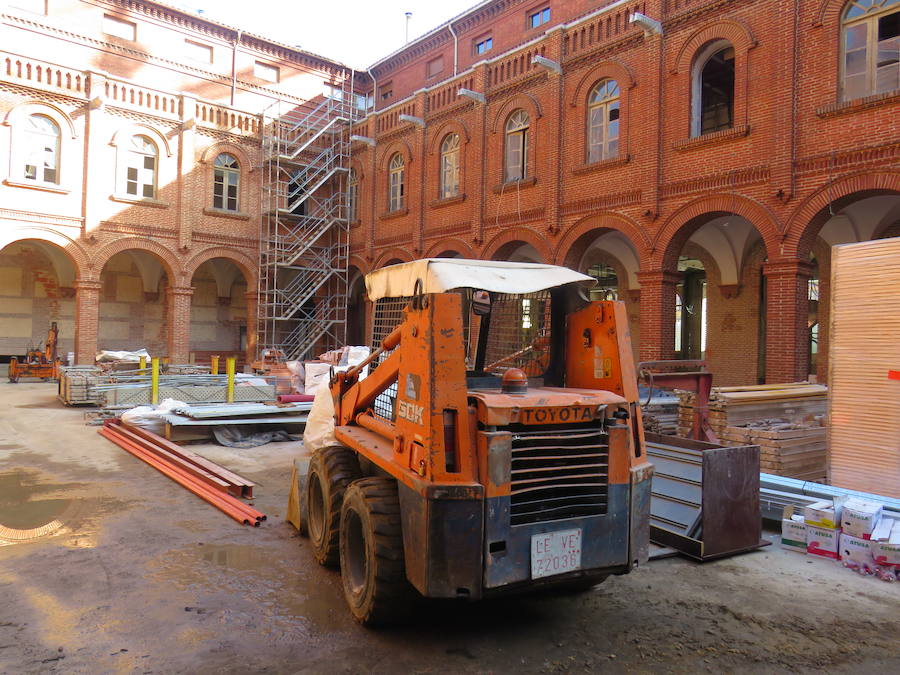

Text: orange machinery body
xmin=8 ymin=322 xmax=60 ymax=383
xmin=331 ymin=294 xmax=653 ymax=598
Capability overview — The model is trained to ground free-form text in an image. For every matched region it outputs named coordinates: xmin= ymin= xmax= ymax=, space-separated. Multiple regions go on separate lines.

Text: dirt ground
xmin=1 ymin=382 xmax=899 ymax=674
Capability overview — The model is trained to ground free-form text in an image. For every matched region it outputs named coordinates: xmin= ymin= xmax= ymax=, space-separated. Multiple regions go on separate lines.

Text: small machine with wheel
xmin=8 ymin=322 xmax=62 ymax=383
xmin=301 ymin=259 xmax=653 ymax=625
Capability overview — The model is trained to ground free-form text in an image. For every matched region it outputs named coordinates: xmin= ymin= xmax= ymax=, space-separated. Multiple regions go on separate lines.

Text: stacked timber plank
xmin=57 ymin=366 xmax=104 ymax=405
xmin=677 ymin=383 xmax=828 ymax=481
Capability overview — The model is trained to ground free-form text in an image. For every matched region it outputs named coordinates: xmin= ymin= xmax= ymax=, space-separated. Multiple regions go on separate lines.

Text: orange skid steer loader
xmin=301 ymin=259 xmax=653 ymax=625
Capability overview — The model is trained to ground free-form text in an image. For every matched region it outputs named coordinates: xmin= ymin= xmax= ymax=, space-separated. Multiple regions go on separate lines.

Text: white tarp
xmin=365 ymin=258 xmax=595 ymax=301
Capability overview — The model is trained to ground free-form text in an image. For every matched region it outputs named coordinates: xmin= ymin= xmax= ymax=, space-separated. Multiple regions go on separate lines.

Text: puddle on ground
xmin=150 ymin=543 xmax=347 ymax=636
xmin=0 ymin=468 xmax=117 ymax=548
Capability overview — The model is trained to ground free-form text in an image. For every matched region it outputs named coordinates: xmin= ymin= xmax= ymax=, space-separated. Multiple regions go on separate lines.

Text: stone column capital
xmin=762 ymin=259 xmax=815 ymax=279
xmin=74 ymin=279 xmax=103 ymax=291
xmin=635 ymin=270 xmax=682 ymax=286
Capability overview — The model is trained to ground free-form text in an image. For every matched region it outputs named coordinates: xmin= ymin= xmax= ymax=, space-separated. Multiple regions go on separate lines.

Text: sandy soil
xmin=1 ymin=383 xmax=898 ymax=674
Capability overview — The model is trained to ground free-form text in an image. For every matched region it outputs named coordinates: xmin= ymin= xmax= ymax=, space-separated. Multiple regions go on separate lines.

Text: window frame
xmin=388 ymin=153 xmax=405 ymax=212
xmin=586 ymin=80 xmax=621 ymax=163
xmin=122 ymin=134 xmax=158 ymax=200
xmin=253 ymin=61 xmax=280 ymax=83
xmin=212 ymin=152 xmax=240 ymax=212
xmin=528 ymin=6 xmax=551 ymax=30
xmin=840 ymin=0 xmax=900 ymax=101
xmin=474 ymin=35 xmax=493 ymax=55
xmin=103 ymin=14 xmax=137 ymax=41
xmin=426 ymin=55 xmax=445 ymax=79
xmin=185 ymin=39 xmax=214 ymax=64
xmin=691 ymin=39 xmax=736 ymax=137
xmin=22 ymin=113 xmax=61 ymax=186
xmin=504 ymin=109 xmax=530 ymax=183
xmin=348 ymin=167 xmax=359 ymax=223
xmin=439 ymin=133 xmax=461 ymax=199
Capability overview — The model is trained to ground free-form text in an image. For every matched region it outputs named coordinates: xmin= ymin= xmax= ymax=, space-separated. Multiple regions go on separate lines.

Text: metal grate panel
xmin=509 ymin=425 xmax=609 ymax=526
xmin=483 ymin=291 xmax=551 ymax=377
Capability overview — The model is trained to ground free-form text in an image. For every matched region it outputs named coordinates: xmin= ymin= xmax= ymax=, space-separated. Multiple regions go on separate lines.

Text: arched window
xmin=504 ymin=109 xmax=529 ymax=183
xmin=125 ymin=134 xmax=158 ymax=199
xmin=842 ymin=0 xmax=899 ymax=100
xmin=692 ymin=41 xmax=735 ymax=137
xmin=348 ymin=168 xmax=358 ymax=222
xmin=213 ymin=152 xmax=240 ymax=211
xmin=388 ymin=153 xmax=405 ymax=212
xmin=587 ymin=80 xmax=620 ymax=163
xmin=440 ymin=133 xmax=460 ymax=199
xmin=23 ymin=114 xmax=60 ymax=184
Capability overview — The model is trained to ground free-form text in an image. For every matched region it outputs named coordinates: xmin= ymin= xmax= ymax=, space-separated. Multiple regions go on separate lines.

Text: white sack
xmin=96 ymin=348 xmax=151 ymax=363
xmin=302 ymin=381 xmax=338 ymax=453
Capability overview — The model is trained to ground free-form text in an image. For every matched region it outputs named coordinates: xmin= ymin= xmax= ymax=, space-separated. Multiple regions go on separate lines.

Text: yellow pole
xmin=210 ymin=355 xmax=220 ymax=375
xmin=226 ymin=357 xmax=235 ymax=404
xmin=139 ymin=355 xmax=146 ymax=371
xmin=151 ymin=357 xmax=160 ymax=405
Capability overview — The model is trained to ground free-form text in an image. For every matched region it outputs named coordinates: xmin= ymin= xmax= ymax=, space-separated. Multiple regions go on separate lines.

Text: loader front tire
xmin=339 ymin=478 xmax=415 ymax=626
xmin=306 ymin=445 xmax=360 ymax=567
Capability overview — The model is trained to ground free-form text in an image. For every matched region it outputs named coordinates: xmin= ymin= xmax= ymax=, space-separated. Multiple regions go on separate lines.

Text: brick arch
xmin=489 ymin=93 xmax=543 ymax=134
xmin=110 ymin=123 xmax=173 ymax=157
xmin=184 ymin=247 xmax=257 ymax=288
xmin=424 ymin=237 xmax=476 ymax=259
xmin=652 ymin=193 xmax=781 ymax=270
xmin=554 ymin=212 xmax=651 ymax=266
xmin=671 ymin=19 xmax=758 ymax=75
xmin=815 ymin=0 xmax=858 ymax=26
xmin=349 ymin=160 xmax=366 ymax=182
xmin=0 ymin=227 xmax=90 ymax=280
xmin=569 ymin=59 xmax=637 ymax=107
xmin=481 ymin=227 xmax=551 ymax=262
xmin=348 ymin=254 xmax=371 ymax=278
xmin=92 ymin=237 xmax=182 ymax=285
xmin=3 ymin=100 xmax=78 ymax=138
xmin=199 ymin=141 xmax=255 ymax=173
xmin=376 ymin=139 xmax=414 ymax=170
xmin=784 ymin=170 xmax=900 ymax=258
xmin=427 ymin=119 xmax=471 ymax=154
xmin=373 ymin=247 xmax=415 ymax=269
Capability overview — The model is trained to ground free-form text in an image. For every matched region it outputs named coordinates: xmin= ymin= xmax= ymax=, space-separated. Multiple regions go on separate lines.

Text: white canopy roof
xmin=365 ymin=258 xmax=596 ymax=301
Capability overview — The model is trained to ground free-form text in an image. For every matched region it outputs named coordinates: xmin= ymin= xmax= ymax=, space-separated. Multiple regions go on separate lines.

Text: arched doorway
xmin=0 ymin=239 xmax=78 ymax=363
xmin=189 ymin=258 xmax=249 ymax=366
xmin=346 ymin=268 xmax=367 ymax=347
xmin=98 ymin=250 xmax=171 ymax=357
xmin=490 ymin=240 xmax=543 ymax=263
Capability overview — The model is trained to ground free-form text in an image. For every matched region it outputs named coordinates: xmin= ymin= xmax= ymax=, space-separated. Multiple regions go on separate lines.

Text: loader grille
xmin=509 ymin=425 xmax=609 ymax=526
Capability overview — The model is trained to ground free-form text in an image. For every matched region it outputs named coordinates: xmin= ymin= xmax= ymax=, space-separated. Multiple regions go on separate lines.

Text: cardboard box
xmin=781 ymin=505 xmax=807 ymax=553
xmin=839 ymin=533 xmax=874 ymax=565
xmin=807 ymin=525 xmax=841 ymax=560
xmin=803 ymin=497 xmax=845 ymax=529
xmin=872 ymin=519 xmax=900 ymax=567
xmin=840 ymin=498 xmax=884 ymax=539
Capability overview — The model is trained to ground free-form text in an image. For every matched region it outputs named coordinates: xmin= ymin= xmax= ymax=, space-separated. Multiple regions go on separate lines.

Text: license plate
xmin=531 ymin=528 xmax=582 ymax=579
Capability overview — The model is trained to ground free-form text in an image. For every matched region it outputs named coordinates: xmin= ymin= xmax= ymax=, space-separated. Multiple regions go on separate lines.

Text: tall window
xmin=348 ymin=168 xmax=358 ymax=222
xmin=693 ymin=41 xmax=735 ymax=136
xmin=23 ymin=114 xmax=60 ymax=184
xmin=213 ymin=153 xmax=239 ymax=211
xmin=842 ymin=0 xmax=900 ymax=100
xmin=587 ymin=80 xmax=620 ymax=163
xmin=440 ymin=133 xmax=460 ymax=199
xmin=125 ymin=135 xmax=157 ymax=199
xmin=529 ymin=7 xmax=551 ymax=29
xmin=504 ymin=110 xmax=529 ymax=183
xmin=388 ymin=153 xmax=405 ymax=212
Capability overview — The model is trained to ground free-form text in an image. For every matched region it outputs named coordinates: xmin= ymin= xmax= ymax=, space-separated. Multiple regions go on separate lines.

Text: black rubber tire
xmin=339 ymin=477 xmax=416 ymax=626
xmin=305 ymin=446 xmax=360 ymax=567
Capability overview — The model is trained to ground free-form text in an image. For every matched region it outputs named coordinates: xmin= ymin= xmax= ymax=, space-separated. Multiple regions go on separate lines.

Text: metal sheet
xmin=160 ymin=413 xmax=308 ymax=427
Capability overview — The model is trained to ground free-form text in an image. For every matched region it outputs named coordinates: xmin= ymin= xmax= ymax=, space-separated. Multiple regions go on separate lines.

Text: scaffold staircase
xmin=259 ymin=79 xmax=354 ymax=361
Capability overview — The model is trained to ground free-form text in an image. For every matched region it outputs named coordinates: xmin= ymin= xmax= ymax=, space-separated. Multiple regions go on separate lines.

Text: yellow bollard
xmin=226 ymin=357 xmax=235 ymax=404
xmin=210 ymin=355 xmax=220 ymax=375
xmin=139 ymin=355 xmax=147 ymax=371
xmin=151 ymin=357 xmax=160 ymax=405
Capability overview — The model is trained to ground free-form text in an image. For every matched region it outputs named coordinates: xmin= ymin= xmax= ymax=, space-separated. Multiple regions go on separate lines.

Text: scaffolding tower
xmin=259 ymin=75 xmax=354 ymax=362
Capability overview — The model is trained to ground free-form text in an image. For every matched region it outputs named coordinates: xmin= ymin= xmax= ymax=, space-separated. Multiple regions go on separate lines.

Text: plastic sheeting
xmin=365 ymin=258 xmax=595 ymax=301
xmin=96 ymin=348 xmax=151 ymax=363
xmin=212 ymin=425 xmax=296 ymax=448
xmin=302 ymin=382 xmax=337 ymax=453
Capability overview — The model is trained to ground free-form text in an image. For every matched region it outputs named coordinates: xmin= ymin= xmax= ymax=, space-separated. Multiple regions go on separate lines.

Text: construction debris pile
xmin=782 ymin=496 xmax=900 ymax=582
xmin=678 ymin=383 xmax=828 ymax=481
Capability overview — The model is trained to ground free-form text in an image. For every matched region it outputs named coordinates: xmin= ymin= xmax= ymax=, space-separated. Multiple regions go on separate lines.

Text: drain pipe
xmin=230 ymin=29 xmax=243 ymax=107
xmin=367 ymin=68 xmax=377 ymax=112
xmin=448 ymin=23 xmax=458 ymax=76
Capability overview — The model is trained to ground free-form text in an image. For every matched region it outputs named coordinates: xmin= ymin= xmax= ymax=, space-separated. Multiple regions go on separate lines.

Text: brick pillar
xmin=244 ymin=290 xmax=258 ymax=364
xmin=636 ymin=270 xmax=680 ymax=363
xmin=74 ymin=279 xmax=102 ymax=365
xmin=763 ymin=260 xmax=813 ymax=384
xmin=166 ymin=286 xmax=194 ymax=364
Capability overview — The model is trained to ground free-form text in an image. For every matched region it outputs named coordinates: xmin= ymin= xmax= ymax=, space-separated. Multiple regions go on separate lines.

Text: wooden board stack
xmin=677 ymin=383 xmax=828 ymax=482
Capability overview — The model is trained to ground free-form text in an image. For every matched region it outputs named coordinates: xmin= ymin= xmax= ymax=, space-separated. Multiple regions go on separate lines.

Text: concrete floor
xmin=1 ymin=383 xmax=899 ymax=674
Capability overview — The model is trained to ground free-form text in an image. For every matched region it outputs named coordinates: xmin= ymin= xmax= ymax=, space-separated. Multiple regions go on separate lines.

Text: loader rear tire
xmin=339 ymin=478 xmax=416 ymax=626
xmin=306 ymin=445 xmax=360 ymax=567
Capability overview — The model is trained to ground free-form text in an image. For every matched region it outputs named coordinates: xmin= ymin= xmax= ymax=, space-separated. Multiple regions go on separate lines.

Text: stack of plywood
xmin=828 ymin=237 xmax=900 ymax=499
xmin=57 ymin=366 xmax=104 ymax=405
xmin=677 ymin=383 xmax=827 ymax=438
xmin=718 ymin=422 xmax=827 ymax=482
